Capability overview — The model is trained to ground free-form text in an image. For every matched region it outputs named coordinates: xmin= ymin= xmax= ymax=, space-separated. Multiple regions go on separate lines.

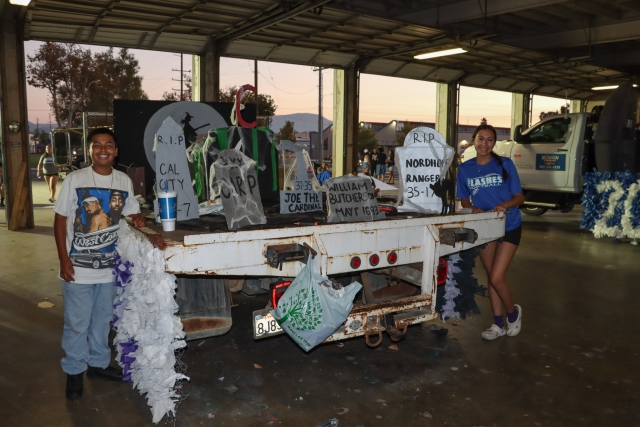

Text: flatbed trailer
xmin=137 ymin=210 xmax=505 ymax=346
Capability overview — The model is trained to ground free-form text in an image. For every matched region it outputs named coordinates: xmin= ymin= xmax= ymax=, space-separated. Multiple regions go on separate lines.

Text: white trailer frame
xmin=141 ymin=211 xmax=505 ymax=345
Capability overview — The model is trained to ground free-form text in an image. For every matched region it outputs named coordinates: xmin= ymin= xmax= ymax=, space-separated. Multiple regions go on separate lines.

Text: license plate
xmin=253 ymin=308 xmax=284 ymax=339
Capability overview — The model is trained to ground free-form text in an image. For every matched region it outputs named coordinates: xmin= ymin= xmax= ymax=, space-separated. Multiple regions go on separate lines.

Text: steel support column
xmin=332 ymin=65 xmax=360 ymax=177
xmin=193 ymin=39 xmax=221 ymax=102
xmin=435 ymin=82 xmax=460 ymax=147
xmin=512 ymin=92 xmax=533 ymax=137
xmin=570 ymin=99 xmax=585 ymax=113
xmin=0 ymin=4 xmax=34 ymax=229
xmin=332 ymin=69 xmax=345 ymax=177
xmin=511 ymin=93 xmax=523 ymax=138
xmin=346 ymin=65 xmax=359 ymax=176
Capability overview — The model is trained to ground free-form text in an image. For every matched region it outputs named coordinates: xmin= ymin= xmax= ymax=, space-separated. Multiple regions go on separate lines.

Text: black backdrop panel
xmin=113 ymin=100 xmax=256 ymax=197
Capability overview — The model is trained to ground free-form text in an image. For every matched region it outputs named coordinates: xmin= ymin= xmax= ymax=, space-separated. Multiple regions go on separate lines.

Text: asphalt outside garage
xmin=0 ymin=173 xmax=639 ymax=427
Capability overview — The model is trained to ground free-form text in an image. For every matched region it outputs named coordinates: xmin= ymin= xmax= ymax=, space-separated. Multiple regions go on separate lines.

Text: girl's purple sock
xmin=494 ymin=315 xmax=504 ymax=329
xmin=507 ymin=306 xmax=519 ymax=323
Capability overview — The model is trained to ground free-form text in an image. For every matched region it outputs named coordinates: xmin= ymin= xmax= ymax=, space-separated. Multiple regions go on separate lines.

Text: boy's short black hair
xmin=87 ymin=128 xmax=117 ymax=146
xmin=378 ymin=146 xmax=384 ymax=152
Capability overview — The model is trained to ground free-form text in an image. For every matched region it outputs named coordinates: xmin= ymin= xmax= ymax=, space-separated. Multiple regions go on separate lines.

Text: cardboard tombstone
xmin=154 ymin=116 xmax=200 ymax=221
xmin=325 ymin=175 xmax=385 ymax=223
xmin=396 ymin=127 xmax=455 ymax=214
xmin=213 ymin=149 xmax=267 ymax=230
xmin=276 ymin=140 xmax=323 ymax=214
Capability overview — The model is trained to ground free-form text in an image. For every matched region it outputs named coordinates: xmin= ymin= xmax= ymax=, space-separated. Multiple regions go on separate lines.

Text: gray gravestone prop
xmin=154 ymin=116 xmax=200 ymax=221
xmin=396 ymin=127 xmax=454 ymax=214
xmin=276 ymin=140 xmax=322 ymax=214
xmin=325 ymin=175 xmax=385 ymax=223
xmin=144 ymin=102 xmax=227 ymax=171
xmin=213 ymin=149 xmax=267 ymax=230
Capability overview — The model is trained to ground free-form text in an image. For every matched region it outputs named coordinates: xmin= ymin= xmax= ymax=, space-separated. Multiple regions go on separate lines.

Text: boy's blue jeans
xmin=61 ymin=280 xmax=115 ymax=375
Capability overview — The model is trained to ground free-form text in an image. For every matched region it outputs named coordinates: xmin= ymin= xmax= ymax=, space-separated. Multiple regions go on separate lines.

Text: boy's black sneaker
xmin=66 ymin=373 xmax=83 ymax=400
xmin=87 ymin=365 xmax=123 ymax=381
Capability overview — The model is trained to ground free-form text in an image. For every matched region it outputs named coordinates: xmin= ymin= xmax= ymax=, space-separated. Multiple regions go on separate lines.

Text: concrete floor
xmin=1 ymin=174 xmax=639 ymax=427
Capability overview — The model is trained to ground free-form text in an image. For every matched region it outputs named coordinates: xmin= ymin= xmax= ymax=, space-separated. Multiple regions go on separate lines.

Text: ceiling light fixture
xmin=592 ymin=84 xmax=638 ymax=90
xmin=414 ymin=48 xmax=467 ymax=60
xmin=9 ymin=0 xmax=32 ymax=5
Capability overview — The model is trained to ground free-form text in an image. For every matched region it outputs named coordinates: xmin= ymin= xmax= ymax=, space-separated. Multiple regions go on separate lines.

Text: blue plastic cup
xmin=157 ymin=191 xmax=177 ymax=231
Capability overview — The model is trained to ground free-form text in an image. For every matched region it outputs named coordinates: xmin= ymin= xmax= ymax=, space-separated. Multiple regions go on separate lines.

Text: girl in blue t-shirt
xmin=457 ymin=122 xmax=525 ymax=340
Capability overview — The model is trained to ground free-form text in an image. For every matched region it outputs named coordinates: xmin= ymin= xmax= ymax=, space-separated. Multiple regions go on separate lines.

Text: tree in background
xmin=87 ymin=47 xmax=147 ymax=112
xmin=30 ymin=129 xmax=49 ymax=144
xmin=395 ymin=121 xmax=422 ymax=147
xmin=277 ymin=120 xmax=296 ymax=142
xmin=162 ymin=73 xmax=192 ymax=101
xmin=27 ymin=42 xmax=147 ymax=128
xmin=539 ymin=104 xmax=569 ymax=121
xmin=357 ymin=126 xmax=378 ymax=153
xmin=218 ymin=86 xmax=277 ymax=127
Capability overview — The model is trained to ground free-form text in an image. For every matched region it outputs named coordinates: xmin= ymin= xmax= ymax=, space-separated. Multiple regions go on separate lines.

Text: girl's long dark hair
xmin=472 ymin=120 xmax=509 ymax=180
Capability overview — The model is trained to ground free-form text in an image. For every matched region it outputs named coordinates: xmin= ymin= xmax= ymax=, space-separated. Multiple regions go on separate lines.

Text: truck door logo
xmin=535 ymin=154 xmax=566 ymax=171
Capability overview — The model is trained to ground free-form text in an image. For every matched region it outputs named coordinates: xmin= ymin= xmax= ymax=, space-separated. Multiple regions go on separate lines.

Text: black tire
xmin=520 ymin=206 xmax=548 ymax=216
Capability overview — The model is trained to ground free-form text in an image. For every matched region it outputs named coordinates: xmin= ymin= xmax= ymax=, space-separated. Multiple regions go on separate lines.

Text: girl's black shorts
xmin=498 ymin=225 xmax=522 ymax=246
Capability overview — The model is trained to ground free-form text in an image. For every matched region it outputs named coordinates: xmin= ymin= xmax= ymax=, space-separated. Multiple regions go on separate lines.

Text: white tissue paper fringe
xmin=593 ymin=180 xmax=625 ymax=238
xmin=114 ymin=222 xmax=189 ymax=423
xmin=622 ymin=182 xmax=640 ymax=240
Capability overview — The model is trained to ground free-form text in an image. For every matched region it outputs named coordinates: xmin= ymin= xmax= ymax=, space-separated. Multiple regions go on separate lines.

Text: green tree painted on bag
xmin=277 ymin=286 xmax=322 ymax=331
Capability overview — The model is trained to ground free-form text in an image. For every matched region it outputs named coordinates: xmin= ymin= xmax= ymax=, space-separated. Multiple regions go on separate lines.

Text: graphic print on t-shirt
xmin=69 ymin=187 xmax=129 ymax=269
xmin=467 ymin=173 xmax=503 ymax=196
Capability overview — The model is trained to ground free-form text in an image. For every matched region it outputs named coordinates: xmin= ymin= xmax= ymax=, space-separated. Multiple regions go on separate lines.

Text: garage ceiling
xmin=20 ymin=0 xmax=640 ymax=99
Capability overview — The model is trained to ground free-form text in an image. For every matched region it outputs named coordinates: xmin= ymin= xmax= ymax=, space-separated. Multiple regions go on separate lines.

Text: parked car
xmin=71 ymin=149 xmax=85 ymax=169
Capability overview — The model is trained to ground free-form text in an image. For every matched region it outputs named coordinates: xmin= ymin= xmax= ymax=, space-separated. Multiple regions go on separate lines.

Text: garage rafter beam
xmin=360 ymin=31 xmax=494 ymax=60
xmin=392 ymin=0 xmax=575 ymax=27
xmin=564 ymin=1 xmax=621 ymax=21
xmin=31 ymin=4 xmax=248 ymax=26
xmin=216 ymin=0 xmax=333 ymax=44
xmin=147 ymin=0 xmax=206 ymax=49
xmin=504 ymin=17 xmax=640 ymax=50
xmin=390 ymin=61 xmax=409 ymax=76
xmin=491 ymin=13 xmax=550 ymax=31
xmin=31 ymin=6 xmax=180 ymax=26
xmin=289 ymin=18 xmax=412 ymax=42
xmin=459 ymin=16 xmax=527 ymax=36
xmin=88 ymin=0 xmax=119 ymax=43
xmin=615 ymin=0 xmax=640 ymax=13
xmin=254 ymin=18 xmax=409 ymax=48
xmin=514 ymin=9 xmax=569 ymax=28
xmin=27 ymin=18 xmax=207 ymax=37
xmin=299 ymin=23 xmax=412 ymax=51
xmin=539 ymin=4 xmax=592 ymax=23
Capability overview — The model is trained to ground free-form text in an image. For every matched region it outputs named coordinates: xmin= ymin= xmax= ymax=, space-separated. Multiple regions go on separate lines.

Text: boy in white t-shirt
xmin=54 ymin=128 xmax=146 ymax=400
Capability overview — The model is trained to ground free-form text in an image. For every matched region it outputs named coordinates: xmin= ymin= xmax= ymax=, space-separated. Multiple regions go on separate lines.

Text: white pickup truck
xmin=463 ymin=112 xmax=596 ymax=216
xmin=139 ymin=209 xmax=505 ymax=347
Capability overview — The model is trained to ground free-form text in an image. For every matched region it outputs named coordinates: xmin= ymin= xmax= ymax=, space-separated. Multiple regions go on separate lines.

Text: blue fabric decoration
xmin=581 ymin=170 xmax=640 ymax=239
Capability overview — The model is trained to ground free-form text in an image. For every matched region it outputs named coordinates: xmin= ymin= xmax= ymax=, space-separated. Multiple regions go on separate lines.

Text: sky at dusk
xmin=24 ymin=41 xmax=566 ymax=131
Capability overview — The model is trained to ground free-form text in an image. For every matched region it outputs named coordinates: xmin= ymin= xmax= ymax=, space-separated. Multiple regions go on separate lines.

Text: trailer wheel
xmin=520 ymin=206 xmax=548 ymax=216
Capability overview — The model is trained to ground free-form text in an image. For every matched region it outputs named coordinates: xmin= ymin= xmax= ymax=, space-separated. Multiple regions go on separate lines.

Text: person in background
xmin=321 ymin=162 xmax=332 ymax=174
xmin=362 ymin=149 xmax=371 ymax=176
xmin=317 ymin=164 xmax=332 ymax=185
xmin=386 ymin=149 xmax=395 ymax=184
xmin=37 ymin=144 xmax=60 ymax=203
xmin=457 ymin=121 xmax=524 ymax=341
xmin=376 ymin=146 xmax=387 ymax=181
xmin=370 ymin=148 xmax=378 ymax=178
xmin=457 ymin=140 xmax=470 ymax=164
